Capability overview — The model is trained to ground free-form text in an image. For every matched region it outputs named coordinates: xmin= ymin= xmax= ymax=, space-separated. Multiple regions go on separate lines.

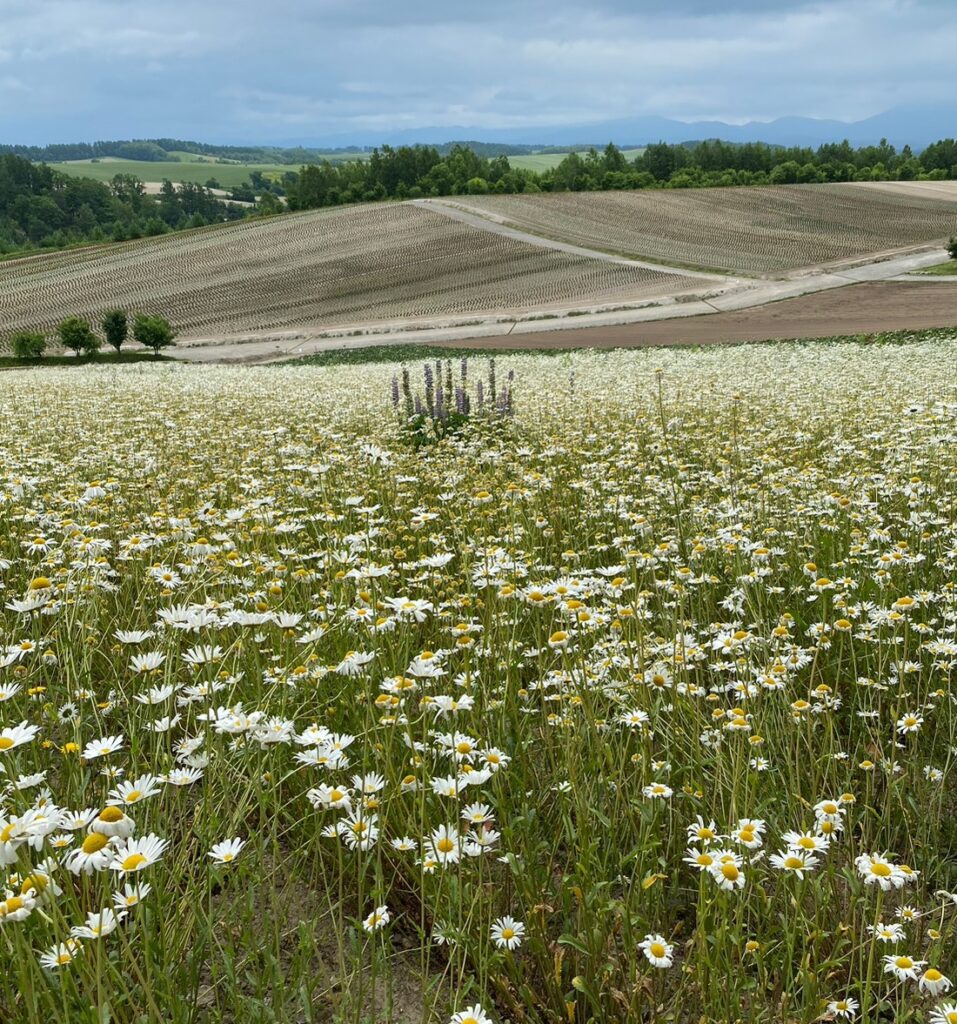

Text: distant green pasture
xmin=507 ymin=148 xmax=646 ymax=171
xmin=49 ymin=159 xmax=294 ymax=188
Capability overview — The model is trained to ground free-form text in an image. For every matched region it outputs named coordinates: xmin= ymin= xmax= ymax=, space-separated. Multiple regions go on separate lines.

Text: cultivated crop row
xmin=461 ymin=183 xmax=957 ymax=274
xmin=0 ymin=204 xmax=692 ymax=345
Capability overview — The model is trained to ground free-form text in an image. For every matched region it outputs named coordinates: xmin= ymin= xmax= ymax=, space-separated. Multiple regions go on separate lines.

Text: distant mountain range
xmin=295 ymin=105 xmax=956 ymax=152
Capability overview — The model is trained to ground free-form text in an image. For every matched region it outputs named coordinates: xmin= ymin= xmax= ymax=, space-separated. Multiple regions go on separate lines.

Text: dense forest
xmin=2 ymin=136 xmax=956 ymax=256
xmin=0 ymin=155 xmax=247 ymax=254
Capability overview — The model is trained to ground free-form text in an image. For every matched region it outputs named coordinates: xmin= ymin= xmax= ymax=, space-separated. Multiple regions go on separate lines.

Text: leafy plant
xmin=57 ymin=317 xmax=100 ymax=356
xmin=10 ymin=330 xmax=46 ymax=360
xmin=102 ymin=309 xmax=129 ymax=352
xmin=133 ymin=313 xmax=176 ymax=355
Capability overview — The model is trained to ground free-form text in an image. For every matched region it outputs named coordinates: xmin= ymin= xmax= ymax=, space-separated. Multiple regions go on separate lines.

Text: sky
xmin=0 ymin=0 xmax=954 ymax=145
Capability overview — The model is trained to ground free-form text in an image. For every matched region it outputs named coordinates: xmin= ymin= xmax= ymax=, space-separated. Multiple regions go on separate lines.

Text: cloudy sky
xmin=0 ymin=0 xmax=953 ymax=144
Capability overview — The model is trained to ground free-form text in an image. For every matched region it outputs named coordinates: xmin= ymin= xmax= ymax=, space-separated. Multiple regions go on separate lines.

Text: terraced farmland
xmin=0 ymin=203 xmax=696 ymax=343
xmin=458 ymin=182 xmax=957 ymax=274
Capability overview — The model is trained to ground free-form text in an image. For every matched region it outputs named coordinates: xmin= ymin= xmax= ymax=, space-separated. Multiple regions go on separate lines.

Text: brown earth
xmin=433 ymin=281 xmax=957 ymax=351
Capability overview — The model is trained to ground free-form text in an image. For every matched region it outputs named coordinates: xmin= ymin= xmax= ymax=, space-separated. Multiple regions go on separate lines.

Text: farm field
xmin=48 ymin=158 xmax=296 ymax=188
xmin=0 ymin=203 xmax=697 ymax=343
xmin=1 ymin=338 xmax=957 ymax=1023
xmin=437 ymin=281 xmax=957 ymax=351
xmin=45 ymin=148 xmax=647 ymax=186
xmin=458 ymin=182 xmax=957 ymax=274
xmin=506 ymin=148 xmax=646 ymax=171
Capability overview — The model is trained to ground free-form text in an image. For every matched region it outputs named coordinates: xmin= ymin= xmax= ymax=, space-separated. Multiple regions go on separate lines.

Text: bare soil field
xmin=0 ymin=203 xmax=694 ymax=343
xmin=435 ymin=281 xmax=957 ymax=350
xmin=456 ymin=183 xmax=957 ymax=275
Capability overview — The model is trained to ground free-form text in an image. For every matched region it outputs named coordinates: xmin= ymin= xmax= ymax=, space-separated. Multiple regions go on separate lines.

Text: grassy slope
xmin=288 ymin=327 xmax=957 ymax=366
xmin=915 ymin=258 xmax=957 ymax=275
xmin=507 ymin=148 xmax=646 ymax=171
xmin=49 ymin=159 xmax=295 ymax=188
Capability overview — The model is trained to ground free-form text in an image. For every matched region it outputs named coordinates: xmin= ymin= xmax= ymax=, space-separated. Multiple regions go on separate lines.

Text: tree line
xmin=0 ymin=155 xmax=248 ymax=255
xmin=10 ymin=310 xmax=174 ymax=360
xmin=284 ymin=138 xmax=957 ymax=209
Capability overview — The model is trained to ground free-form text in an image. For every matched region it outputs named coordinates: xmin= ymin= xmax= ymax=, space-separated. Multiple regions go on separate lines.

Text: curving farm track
xmin=449 ymin=182 xmax=957 ymax=275
xmin=0 ymin=203 xmax=700 ymax=344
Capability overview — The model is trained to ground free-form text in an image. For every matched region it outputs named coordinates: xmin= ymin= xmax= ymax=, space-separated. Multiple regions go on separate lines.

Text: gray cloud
xmin=0 ymin=0 xmax=952 ymax=143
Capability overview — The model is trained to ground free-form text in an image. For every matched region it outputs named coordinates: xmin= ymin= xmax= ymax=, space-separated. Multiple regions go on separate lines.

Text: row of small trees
xmin=10 ymin=310 xmax=175 ymax=360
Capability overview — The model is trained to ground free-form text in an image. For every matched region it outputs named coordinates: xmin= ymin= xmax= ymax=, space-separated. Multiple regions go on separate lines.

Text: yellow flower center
xmin=784 ymin=856 xmax=804 ymax=870
xmin=437 ymin=838 xmax=455 ymax=853
xmin=650 ymin=942 xmax=666 ymax=958
xmin=925 ymin=969 xmax=943 ymax=982
xmin=99 ymin=807 xmax=125 ymax=822
xmin=122 ymin=853 xmax=147 ymax=871
xmin=0 ymin=738 xmax=13 ymax=750
xmin=798 ymin=837 xmax=815 ymax=849
xmin=871 ymin=862 xmax=892 ymax=877
xmin=82 ymin=833 xmax=109 ymax=854
xmin=502 ymin=928 xmax=515 ymax=940
xmin=721 ymin=864 xmax=740 ymax=881
xmin=896 ymin=957 xmax=913 ymax=969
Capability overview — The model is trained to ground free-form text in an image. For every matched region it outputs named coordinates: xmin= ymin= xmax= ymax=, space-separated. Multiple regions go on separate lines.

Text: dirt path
xmin=411 ymin=199 xmax=726 ymax=281
xmin=433 ymin=281 xmax=957 ymax=351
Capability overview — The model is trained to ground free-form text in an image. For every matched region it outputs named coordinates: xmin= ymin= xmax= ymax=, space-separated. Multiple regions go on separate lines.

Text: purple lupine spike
xmin=401 ymin=366 xmax=414 ymax=417
xmin=391 ymin=375 xmax=400 ymax=409
xmin=435 ymin=385 xmax=445 ymax=422
xmin=423 ymin=363 xmax=434 ymax=417
xmin=460 ymin=357 xmax=468 ymax=383
xmin=455 ymin=387 xmax=466 ymax=414
xmin=476 ymin=380 xmax=484 ymax=410
xmin=414 ymin=395 xmax=423 ymax=416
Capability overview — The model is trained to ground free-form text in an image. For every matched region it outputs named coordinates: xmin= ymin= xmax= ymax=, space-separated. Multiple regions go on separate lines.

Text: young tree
xmin=10 ymin=331 xmax=46 ymax=359
xmin=133 ymin=314 xmax=175 ymax=356
xmin=948 ymin=236 xmax=957 ymax=261
xmin=102 ymin=309 xmax=128 ymax=352
xmin=57 ymin=317 xmax=100 ymax=357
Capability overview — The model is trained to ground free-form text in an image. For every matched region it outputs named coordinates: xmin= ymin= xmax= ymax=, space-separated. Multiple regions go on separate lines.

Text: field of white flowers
xmin=2 ymin=339 xmax=957 ymax=1024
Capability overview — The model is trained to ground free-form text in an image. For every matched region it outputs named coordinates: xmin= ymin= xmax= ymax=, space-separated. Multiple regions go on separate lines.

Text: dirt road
xmin=433 ymin=281 xmax=957 ymax=351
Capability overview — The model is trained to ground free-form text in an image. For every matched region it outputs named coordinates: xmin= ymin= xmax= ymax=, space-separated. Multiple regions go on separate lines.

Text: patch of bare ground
xmin=433 ymin=281 xmax=957 ymax=351
xmin=455 ymin=184 xmax=957 ymax=275
xmin=191 ymin=851 xmax=447 ymax=1023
